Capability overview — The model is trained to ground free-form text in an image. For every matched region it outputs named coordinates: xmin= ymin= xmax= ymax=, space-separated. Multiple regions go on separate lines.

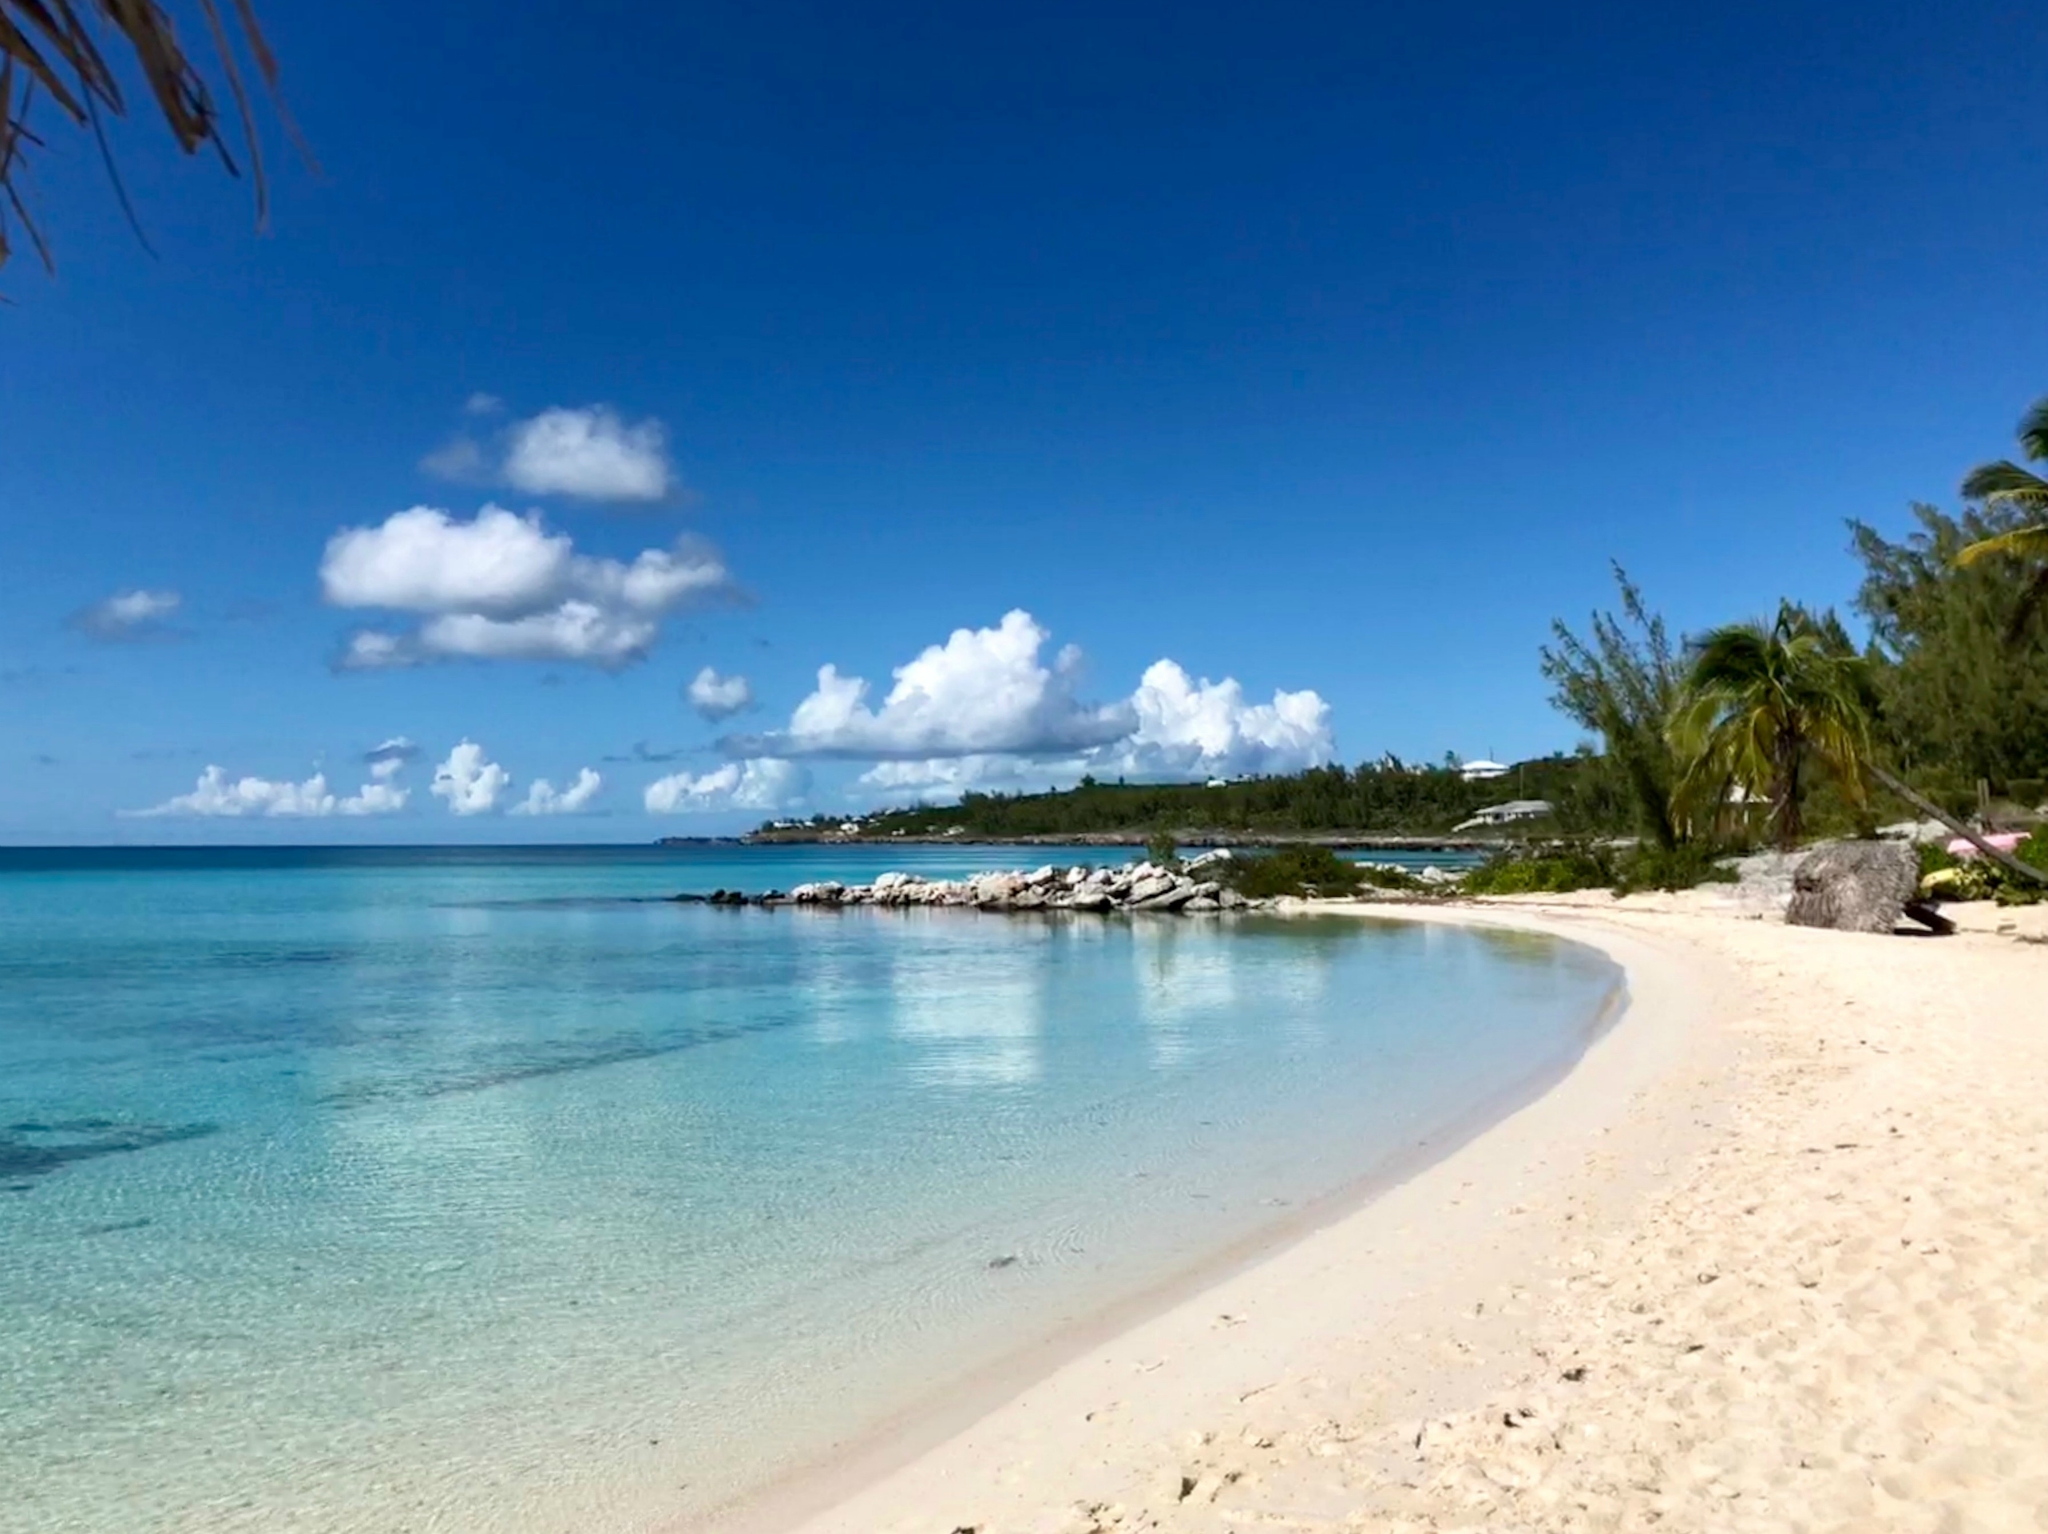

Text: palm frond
xmin=0 ymin=0 xmax=295 ymax=272
xmin=1668 ymin=611 xmax=1878 ymax=848
xmin=2017 ymin=395 xmax=2048 ymax=464
xmin=1959 ymin=460 xmax=2048 ymax=510
xmin=1954 ymin=522 xmax=2048 ymax=567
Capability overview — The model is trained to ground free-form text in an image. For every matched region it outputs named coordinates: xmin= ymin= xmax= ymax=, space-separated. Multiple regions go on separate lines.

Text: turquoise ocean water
xmin=1 ymin=845 xmax=1613 ymax=1533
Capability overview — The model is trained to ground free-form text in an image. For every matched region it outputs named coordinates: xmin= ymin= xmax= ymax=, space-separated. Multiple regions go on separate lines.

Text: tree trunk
xmin=1773 ymin=733 xmax=1803 ymax=851
xmin=1870 ymin=764 xmax=2048 ymax=888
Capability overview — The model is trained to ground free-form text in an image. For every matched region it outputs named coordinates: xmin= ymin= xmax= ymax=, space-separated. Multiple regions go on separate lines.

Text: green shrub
xmin=1213 ymin=844 xmax=1367 ymax=899
xmin=1354 ymin=861 xmax=1425 ymax=892
xmin=1918 ymin=833 xmax=2047 ymax=906
xmin=1921 ymin=859 xmax=1999 ymax=902
xmin=1458 ymin=840 xmax=1741 ymax=898
xmin=1917 ymin=841 xmax=1959 ymax=881
xmin=1610 ymin=842 xmax=1741 ymax=896
xmin=1145 ymin=830 xmax=1180 ymax=868
xmin=2007 ymin=778 xmax=2045 ymax=809
xmin=1999 ymin=834 xmax=2046 ymax=906
xmin=1460 ymin=847 xmax=1614 ymax=895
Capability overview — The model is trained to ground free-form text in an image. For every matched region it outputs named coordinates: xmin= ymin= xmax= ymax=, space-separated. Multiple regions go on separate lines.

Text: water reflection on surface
xmin=0 ymin=867 xmax=1618 ymax=1534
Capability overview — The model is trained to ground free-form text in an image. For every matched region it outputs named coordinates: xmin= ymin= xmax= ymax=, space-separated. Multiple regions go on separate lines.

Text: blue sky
xmin=3 ymin=0 xmax=2045 ymax=842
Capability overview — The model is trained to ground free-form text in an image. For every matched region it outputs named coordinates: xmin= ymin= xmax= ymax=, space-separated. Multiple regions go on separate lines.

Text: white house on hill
xmin=1458 ymin=758 xmax=1511 ymax=782
xmin=1453 ymin=799 xmax=1554 ymax=831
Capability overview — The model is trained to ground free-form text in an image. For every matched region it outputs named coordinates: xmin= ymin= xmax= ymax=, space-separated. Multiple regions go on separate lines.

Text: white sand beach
xmin=754 ymin=894 xmax=2048 ymax=1534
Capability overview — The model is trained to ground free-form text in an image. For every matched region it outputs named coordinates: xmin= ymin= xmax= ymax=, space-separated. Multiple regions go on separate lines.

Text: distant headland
xmin=661 ymin=754 xmax=1586 ymax=851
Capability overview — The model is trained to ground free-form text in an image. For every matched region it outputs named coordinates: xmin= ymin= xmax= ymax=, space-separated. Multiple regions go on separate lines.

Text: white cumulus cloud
xmin=71 ymin=588 xmax=182 ymax=641
xmin=322 ymin=505 xmax=737 ymax=670
xmin=129 ymin=765 xmax=409 ymax=818
xmin=731 ymin=610 xmax=1131 ymax=760
xmin=735 ymin=611 xmax=1336 ymax=809
xmin=513 ymin=768 xmax=603 ymax=816
xmin=323 ymin=505 xmax=573 ymax=616
xmin=503 ymin=406 xmax=673 ymax=503
xmin=340 ymin=779 xmax=411 ymax=815
xmin=1114 ymin=661 xmax=1335 ymax=778
xmin=855 ymin=754 xmax=1086 ymax=802
xmin=644 ymin=758 xmax=808 ymax=814
xmin=687 ymin=665 xmax=753 ymax=720
xmin=410 ymin=603 xmax=660 ymax=667
xmin=431 ymin=740 xmax=512 ymax=815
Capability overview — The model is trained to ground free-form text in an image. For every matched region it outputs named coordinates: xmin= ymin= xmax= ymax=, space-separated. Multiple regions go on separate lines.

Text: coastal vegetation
xmin=1538 ymin=565 xmax=1684 ymax=850
xmin=798 ymin=753 xmax=1623 ymax=842
xmin=1460 ymin=842 xmax=1738 ymax=898
xmin=1209 ymin=844 xmax=1423 ymax=900
xmin=1513 ymin=392 xmax=2048 ymax=893
xmin=1918 ymin=834 xmax=2047 ymax=906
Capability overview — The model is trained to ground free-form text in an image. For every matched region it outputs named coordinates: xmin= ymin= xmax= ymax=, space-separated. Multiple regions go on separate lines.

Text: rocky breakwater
xmin=677 ymin=860 xmax=1267 ymax=915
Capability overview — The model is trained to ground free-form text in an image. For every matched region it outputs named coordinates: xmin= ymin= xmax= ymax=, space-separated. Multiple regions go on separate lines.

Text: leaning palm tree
xmin=1 ymin=0 xmax=296 ymax=272
xmin=1668 ymin=606 xmax=1876 ymax=851
xmin=1956 ymin=396 xmax=2048 ymax=638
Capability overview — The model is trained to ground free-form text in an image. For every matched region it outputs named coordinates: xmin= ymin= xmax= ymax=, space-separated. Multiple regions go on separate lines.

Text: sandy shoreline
xmin=753 ymin=895 xmax=2048 ymax=1534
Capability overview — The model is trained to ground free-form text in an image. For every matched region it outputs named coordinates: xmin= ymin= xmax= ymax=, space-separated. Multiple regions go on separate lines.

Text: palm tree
xmin=1668 ymin=606 xmax=1876 ymax=851
xmin=2 ymin=1 xmax=296 ymax=272
xmin=1668 ymin=604 xmax=2048 ymax=885
xmin=1956 ymin=396 xmax=2048 ymax=638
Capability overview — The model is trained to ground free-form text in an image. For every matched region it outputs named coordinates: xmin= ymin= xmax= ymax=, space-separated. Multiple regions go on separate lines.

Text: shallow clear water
xmin=0 ymin=846 xmax=1612 ymax=1533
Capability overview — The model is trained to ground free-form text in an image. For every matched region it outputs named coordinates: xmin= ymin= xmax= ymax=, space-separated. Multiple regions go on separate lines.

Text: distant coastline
xmin=660 ymin=830 xmax=1498 ymax=852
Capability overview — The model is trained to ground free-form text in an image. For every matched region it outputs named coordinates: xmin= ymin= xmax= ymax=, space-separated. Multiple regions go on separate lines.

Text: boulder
xmin=1129 ymin=881 xmax=1199 ymax=912
xmin=1011 ymin=888 xmax=1048 ymax=910
xmin=1785 ymin=841 xmax=1935 ymax=934
xmin=1217 ymin=888 xmax=1247 ymax=910
xmin=1070 ymin=887 xmax=1113 ymax=912
xmin=1126 ymin=873 xmax=1178 ymax=903
xmin=1877 ymin=818 xmax=1953 ymax=846
xmin=1184 ymin=895 xmax=1220 ymax=912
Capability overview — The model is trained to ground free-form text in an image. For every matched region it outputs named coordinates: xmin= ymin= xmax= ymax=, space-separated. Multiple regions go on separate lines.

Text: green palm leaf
xmin=1667 ymin=610 xmax=1874 ymax=850
xmin=1954 ymin=522 xmax=2048 ymax=566
xmin=1959 ymin=461 xmax=2048 ymax=511
xmin=2017 ymin=396 xmax=2048 ymax=463
xmin=1955 ymin=399 xmax=2048 ymax=642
